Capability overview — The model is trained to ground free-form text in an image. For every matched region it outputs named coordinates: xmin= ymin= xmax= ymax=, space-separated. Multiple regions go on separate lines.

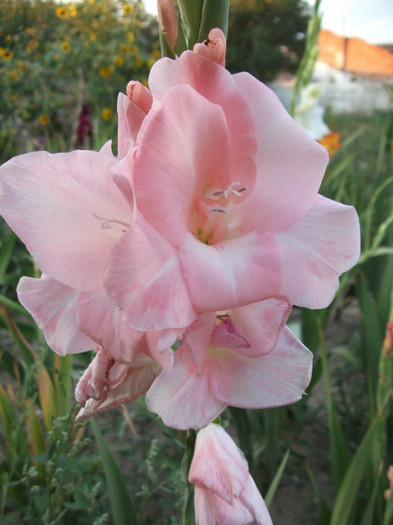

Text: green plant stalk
xmin=289 ymin=0 xmax=322 ymax=116
xmin=181 ymin=429 xmax=197 ymax=525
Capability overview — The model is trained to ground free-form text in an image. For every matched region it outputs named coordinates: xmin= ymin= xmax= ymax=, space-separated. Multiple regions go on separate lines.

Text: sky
xmin=143 ymin=0 xmax=393 ymax=45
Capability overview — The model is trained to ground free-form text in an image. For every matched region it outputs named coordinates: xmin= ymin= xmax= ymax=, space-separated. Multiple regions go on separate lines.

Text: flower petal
xmin=209 ymin=327 xmax=312 ymax=409
xmin=149 ymin=51 xmax=257 ymax=197
xmin=180 ymin=231 xmax=281 ymax=312
xmin=0 ymin=143 xmax=132 ymax=292
xmin=145 ymin=346 xmax=225 ymax=430
xmin=117 ymin=92 xmax=145 ymax=157
xmin=228 ymin=298 xmax=291 ymax=357
xmin=231 ymin=72 xmax=329 ymax=233
xmin=133 ymin=84 xmax=231 ymax=246
xmin=276 ymin=195 xmax=360 ymax=308
xmin=77 ymin=290 xmax=143 ymax=363
xmin=104 ymin=213 xmax=197 ymax=331
xmin=17 ymin=276 xmax=95 ymax=356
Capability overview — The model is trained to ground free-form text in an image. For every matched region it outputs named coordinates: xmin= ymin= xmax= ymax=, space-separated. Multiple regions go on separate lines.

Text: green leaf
xmin=90 ymin=417 xmax=140 ymax=525
xmin=330 ymin=417 xmax=383 ymax=525
xmin=264 ymin=449 xmax=290 ymax=508
xmin=198 ymin=0 xmax=229 ymax=42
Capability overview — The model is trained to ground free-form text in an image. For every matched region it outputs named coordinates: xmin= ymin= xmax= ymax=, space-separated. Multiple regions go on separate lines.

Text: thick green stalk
xmin=181 ymin=429 xmax=197 ymax=525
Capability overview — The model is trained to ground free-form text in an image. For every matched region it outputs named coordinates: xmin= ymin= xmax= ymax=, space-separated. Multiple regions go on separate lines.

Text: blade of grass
xmin=90 ymin=417 xmax=140 ymax=525
xmin=264 ymin=449 xmax=290 ymax=508
xmin=330 ymin=417 xmax=383 ymax=525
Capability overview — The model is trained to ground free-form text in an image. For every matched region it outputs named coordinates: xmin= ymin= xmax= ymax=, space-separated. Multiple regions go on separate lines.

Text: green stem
xmin=181 ymin=429 xmax=196 ymax=525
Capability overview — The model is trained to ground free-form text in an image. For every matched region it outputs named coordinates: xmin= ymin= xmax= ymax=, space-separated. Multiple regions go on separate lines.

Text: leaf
xmin=264 ymin=449 xmax=290 ymax=508
xmin=90 ymin=417 xmax=140 ymax=525
xmin=330 ymin=417 xmax=383 ymax=525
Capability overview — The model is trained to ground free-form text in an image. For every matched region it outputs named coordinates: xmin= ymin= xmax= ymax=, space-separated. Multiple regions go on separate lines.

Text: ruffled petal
xmin=228 ymin=298 xmax=291 ymax=357
xmin=0 ymin=142 xmax=132 ymax=292
xmin=276 ymin=195 xmax=360 ymax=308
xmin=145 ymin=347 xmax=225 ymax=430
xmin=77 ymin=290 xmax=143 ymax=363
xmin=133 ymin=84 xmax=231 ymax=246
xmin=231 ymin=72 xmax=329 ymax=233
xmin=17 ymin=276 xmax=95 ymax=356
xmin=209 ymin=327 xmax=312 ymax=409
xmin=104 ymin=214 xmax=197 ymax=331
xmin=148 ymin=51 xmax=257 ymax=198
xmin=180 ymin=231 xmax=281 ymax=312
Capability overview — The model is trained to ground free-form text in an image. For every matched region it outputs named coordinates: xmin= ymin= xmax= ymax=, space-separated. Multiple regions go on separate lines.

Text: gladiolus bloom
xmin=189 ymin=423 xmax=273 ymax=525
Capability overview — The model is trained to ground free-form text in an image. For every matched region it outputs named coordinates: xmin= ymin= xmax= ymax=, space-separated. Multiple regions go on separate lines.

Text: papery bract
xmin=189 ymin=423 xmax=272 ymax=525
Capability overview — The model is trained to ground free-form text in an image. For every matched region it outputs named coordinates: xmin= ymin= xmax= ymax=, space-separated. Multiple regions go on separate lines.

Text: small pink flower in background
xmin=189 ymin=423 xmax=273 ymax=525
xmin=384 ymin=465 xmax=393 ymax=501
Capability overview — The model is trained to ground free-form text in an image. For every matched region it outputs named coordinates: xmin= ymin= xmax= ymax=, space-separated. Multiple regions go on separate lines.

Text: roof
xmin=317 ymin=29 xmax=393 ymax=77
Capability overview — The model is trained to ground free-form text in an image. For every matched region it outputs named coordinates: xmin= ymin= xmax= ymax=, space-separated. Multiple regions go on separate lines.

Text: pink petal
xmin=76 ymin=290 xmax=143 ymax=363
xmin=209 ymin=327 xmax=312 ymax=409
xmin=180 ymin=231 xmax=281 ymax=312
xmin=0 ymin=142 xmax=132 ymax=292
xmin=117 ymin=92 xmax=146 ymax=157
xmin=76 ymin=354 xmax=160 ymax=420
xmin=276 ymin=195 xmax=361 ymax=308
xmin=145 ymin=347 xmax=226 ymax=430
xmin=104 ymin=213 xmax=197 ymax=331
xmin=231 ymin=72 xmax=329 ymax=233
xmin=189 ymin=424 xmax=249 ymax=504
xmin=149 ymin=51 xmax=257 ymax=198
xmin=209 ymin=477 xmax=273 ymax=525
xmin=228 ymin=298 xmax=291 ymax=357
xmin=133 ymin=84 xmax=231 ymax=246
xmin=182 ymin=313 xmax=216 ymax=372
xmin=17 ymin=276 xmax=95 ymax=356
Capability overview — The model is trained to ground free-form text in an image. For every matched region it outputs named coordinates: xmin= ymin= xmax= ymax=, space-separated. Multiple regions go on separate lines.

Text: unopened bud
xmin=158 ymin=0 xmax=178 ymax=51
xmin=126 ymin=80 xmax=153 ymax=114
xmin=193 ymin=28 xmax=226 ymax=67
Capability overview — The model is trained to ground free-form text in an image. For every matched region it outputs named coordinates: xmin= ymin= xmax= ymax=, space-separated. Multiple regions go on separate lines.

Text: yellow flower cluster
xmin=56 ymin=4 xmax=77 ymax=19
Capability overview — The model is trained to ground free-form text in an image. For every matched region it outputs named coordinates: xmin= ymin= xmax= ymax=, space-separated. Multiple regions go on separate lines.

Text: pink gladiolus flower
xmin=146 ymin=300 xmax=312 ymax=430
xmin=189 ymin=423 xmax=273 ymax=525
xmin=104 ymin=42 xmax=360 ymax=332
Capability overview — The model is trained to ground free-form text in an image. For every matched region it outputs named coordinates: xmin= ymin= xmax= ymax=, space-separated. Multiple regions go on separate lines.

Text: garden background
xmin=0 ymin=0 xmax=393 ymax=524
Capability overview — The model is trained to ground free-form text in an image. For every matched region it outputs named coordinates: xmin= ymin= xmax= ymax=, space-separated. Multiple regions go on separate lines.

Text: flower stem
xmin=181 ymin=429 xmax=196 ymax=525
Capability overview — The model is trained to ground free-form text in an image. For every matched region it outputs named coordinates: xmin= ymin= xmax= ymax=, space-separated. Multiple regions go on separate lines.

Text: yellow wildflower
xmin=38 ymin=114 xmax=50 ymax=125
xmin=135 ymin=56 xmax=143 ymax=68
xmin=69 ymin=4 xmax=77 ymax=17
xmin=151 ymin=49 xmax=161 ymax=60
xmin=147 ymin=58 xmax=155 ymax=68
xmin=61 ymin=42 xmax=71 ymax=53
xmin=89 ymin=32 xmax=97 ymax=42
xmin=101 ymin=108 xmax=113 ymax=121
xmin=127 ymin=32 xmax=134 ymax=43
xmin=99 ymin=66 xmax=114 ymax=78
xmin=119 ymin=44 xmax=129 ymax=54
xmin=114 ymin=55 xmax=124 ymax=66
xmin=6 ymin=35 xmax=12 ymax=44
xmin=129 ymin=45 xmax=138 ymax=55
xmin=2 ymin=49 xmax=13 ymax=61
xmin=56 ymin=6 xmax=68 ymax=19
xmin=123 ymin=4 xmax=133 ymax=15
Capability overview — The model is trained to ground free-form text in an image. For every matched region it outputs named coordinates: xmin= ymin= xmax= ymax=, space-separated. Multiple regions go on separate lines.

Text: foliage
xmin=226 ymin=0 xmax=311 ymax=82
xmin=0 ymin=0 xmax=160 ymax=161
